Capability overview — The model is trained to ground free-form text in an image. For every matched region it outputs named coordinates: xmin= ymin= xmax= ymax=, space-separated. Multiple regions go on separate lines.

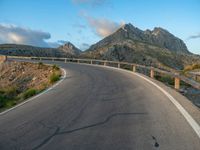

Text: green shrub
xmin=0 ymin=95 xmax=7 ymax=108
xmin=155 ymin=75 xmax=174 ymax=85
xmin=52 ymin=64 xmax=59 ymax=71
xmin=192 ymin=64 xmax=200 ymax=70
xmin=49 ymin=72 xmax=60 ymax=84
xmin=23 ymin=88 xmax=37 ymax=99
xmin=183 ymin=64 xmax=200 ymax=73
xmin=5 ymin=100 xmax=17 ymax=108
xmin=3 ymin=86 xmax=17 ymax=98
xmin=38 ymin=62 xmax=44 ymax=69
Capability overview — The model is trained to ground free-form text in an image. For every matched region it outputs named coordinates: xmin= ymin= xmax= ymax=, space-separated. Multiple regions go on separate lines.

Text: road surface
xmin=0 ymin=61 xmax=200 ymax=150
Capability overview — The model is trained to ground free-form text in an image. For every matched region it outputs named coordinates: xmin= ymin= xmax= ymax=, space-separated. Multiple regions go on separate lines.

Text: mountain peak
xmin=88 ymin=23 xmax=189 ymax=54
xmin=120 ymin=23 xmax=140 ymax=32
xmin=58 ymin=42 xmax=81 ymax=55
xmin=152 ymin=27 xmax=171 ymax=36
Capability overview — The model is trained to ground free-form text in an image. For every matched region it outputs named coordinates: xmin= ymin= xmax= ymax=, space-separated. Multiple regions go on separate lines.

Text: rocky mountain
xmin=58 ymin=42 xmax=82 ymax=56
xmin=81 ymin=23 xmax=199 ymax=70
xmin=87 ymin=23 xmax=189 ymax=54
xmin=0 ymin=43 xmax=81 ymax=57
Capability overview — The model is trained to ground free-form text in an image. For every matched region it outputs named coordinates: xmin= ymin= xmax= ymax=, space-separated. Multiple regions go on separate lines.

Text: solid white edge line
xmin=0 ymin=68 xmax=67 ymax=116
xmin=101 ymin=65 xmax=200 ymax=139
xmin=1 ymin=61 xmax=200 ymax=139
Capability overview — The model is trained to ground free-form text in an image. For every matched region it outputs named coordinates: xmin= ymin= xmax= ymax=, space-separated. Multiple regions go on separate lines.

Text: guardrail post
xmin=77 ymin=59 xmax=80 ymax=63
xmin=52 ymin=58 xmax=54 ymax=61
xmin=65 ymin=58 xmax=67 ymax=63
xmin=132 ymin=65 xmax=136 ymax=72
xmin=194 ymin=75 xmax=197 ymax=81
xmin=174 ymin=76 xmax=180 ymax=90
xmin=40 ymin=57 xmax=42 ymax=61
xmin=118 ymin=63 xmax=120 ymax=68
xmin=150 ymin=68 xmax=154 ymax=78
xmin=91 ymin=60 xmax=93 ymax=64
xmin=104 ymin=61 xmax=107 ymax=66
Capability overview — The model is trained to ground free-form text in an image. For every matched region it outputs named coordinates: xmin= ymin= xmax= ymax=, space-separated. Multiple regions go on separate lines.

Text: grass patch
xmin=0 ymin=86 xmax=19 ymax=108
xmin=38 ymin=62 xmax=44 ymax=69
xmin=52 ymin=64 xmax=59 ymax=71
xmin=22 ymin=88 xmax=37 ymax=99
xmin=0 ymin=64 xmax=62 ymax=111
xmin=155 ymin=75 xmax=174 ymax=85
xmin=183 ymin=63 xmax=200 ymax=74
xmin=49 ymin=65 xmax=61 ymax=84
xmin=49 ymin=72 xmax=60 ymax=84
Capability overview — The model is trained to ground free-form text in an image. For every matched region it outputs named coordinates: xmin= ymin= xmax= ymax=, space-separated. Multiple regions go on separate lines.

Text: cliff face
xmin=81 ymin=23 xmax=196 ymax=70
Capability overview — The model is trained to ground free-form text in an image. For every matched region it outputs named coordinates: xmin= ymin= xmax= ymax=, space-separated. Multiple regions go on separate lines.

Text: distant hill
xmin=58 ymin=42 xmax=82 ymax=56
xmin=81 ymin=23 xmax=199 ymax=70
xmin=0 ymin=43 xmax=82 ymax=57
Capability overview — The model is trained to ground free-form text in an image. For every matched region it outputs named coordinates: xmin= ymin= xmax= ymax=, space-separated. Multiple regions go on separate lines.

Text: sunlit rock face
xmin=58 ymin=42 xmax=82 ymax=56
xmin=81 ymin=23 xmax=198 ymax=70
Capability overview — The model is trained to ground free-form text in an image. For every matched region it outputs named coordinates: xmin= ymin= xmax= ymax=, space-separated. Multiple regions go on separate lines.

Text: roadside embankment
xmin=0 ymin=61 xmax=61 ymax=111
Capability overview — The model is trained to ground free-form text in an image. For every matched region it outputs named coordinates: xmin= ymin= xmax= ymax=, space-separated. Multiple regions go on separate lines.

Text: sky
xmin=0 ymin=0 xmax=200 ymax=54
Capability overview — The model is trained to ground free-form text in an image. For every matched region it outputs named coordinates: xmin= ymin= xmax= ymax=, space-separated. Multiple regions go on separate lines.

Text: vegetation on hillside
xmin=0 ymin=62 xmax=62 ymax=111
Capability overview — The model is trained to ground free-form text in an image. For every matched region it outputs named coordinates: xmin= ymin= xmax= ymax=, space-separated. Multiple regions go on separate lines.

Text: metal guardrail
xmin=7 ymin=55 xmax=200 ymax=90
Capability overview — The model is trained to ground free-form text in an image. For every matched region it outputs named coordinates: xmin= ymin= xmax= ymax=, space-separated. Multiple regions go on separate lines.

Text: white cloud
xmin=83 ymin=16 xmax=124 ymax=37
xmin=0 ymin=23 xmax=51 ymax=47
xmin=188 ymin=33 xmax=200 ymax=40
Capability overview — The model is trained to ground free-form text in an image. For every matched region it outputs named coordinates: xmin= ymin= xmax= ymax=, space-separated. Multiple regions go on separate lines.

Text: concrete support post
xmin=174 ymin=77 xmax=180 ymax=90
xmin=65 ymin=58 xmax=67 ymax=63
xmin=77 ymin=59 xmax=80 ymax=63
xmin=104 ymin=61 xmax=107 ymax=66
xmin=132 ymin=65 xmax=136 ymax=72
xmin=91 ymin=60 xmax=93 ymax=64
xmin=118 ymin=63 xmax=120 ymax=68
xmin=150 ymin=68 xmax=154 ymax=78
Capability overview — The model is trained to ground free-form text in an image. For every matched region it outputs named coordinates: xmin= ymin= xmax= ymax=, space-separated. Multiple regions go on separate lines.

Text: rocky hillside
xmin=0 ymin=43 xmax=81 ymax=57
xmin=0 ymin=61 xmax=61 ymax=109
xmin=58 ymin=42 xmax=82 ymax=56
xmin=81 ymin=23 xmax=199 ymax=70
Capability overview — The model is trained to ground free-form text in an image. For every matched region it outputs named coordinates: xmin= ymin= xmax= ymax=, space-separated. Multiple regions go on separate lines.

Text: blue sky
xmin=0 ymin=0 xmax=200 ymax=54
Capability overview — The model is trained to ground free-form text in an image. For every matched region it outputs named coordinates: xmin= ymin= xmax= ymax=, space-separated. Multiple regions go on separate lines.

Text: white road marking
xmin=0 ymin=68 xmax=67 ymax=116
xmin=102 ymin=65 xmax=200 ymax=139
xmin=1 ymin=60 xmax=200 ymax=139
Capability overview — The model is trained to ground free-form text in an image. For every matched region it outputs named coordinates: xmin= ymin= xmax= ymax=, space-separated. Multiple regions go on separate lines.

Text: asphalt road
xmin=0 ymin=61 xmax=200 ymax=150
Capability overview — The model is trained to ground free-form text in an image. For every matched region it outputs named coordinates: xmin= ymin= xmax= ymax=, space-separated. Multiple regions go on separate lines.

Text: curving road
xmin=0 ymin=61 xmax=200 ymax=150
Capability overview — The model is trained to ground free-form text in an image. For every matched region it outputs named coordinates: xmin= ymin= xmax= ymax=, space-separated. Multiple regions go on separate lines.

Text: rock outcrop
xmin=88 ymin=23 xmax=189 ymax=54
xmin=58 ymin=42 xmax=82 ymax=56
xmin=81 ymin=23 xmax=198 ymax=70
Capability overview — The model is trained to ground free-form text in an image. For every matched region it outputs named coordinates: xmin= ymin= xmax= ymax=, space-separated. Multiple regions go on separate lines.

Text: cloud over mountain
xmin=83 ymin=16 xmax=124 ymax=38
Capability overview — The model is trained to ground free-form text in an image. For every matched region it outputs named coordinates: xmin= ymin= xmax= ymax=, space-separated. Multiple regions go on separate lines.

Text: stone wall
xmin=0 ymin=55 xmax=7 ymax=63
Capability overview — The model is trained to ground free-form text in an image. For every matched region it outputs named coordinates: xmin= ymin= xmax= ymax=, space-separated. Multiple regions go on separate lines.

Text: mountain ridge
xmin=0 ymin=23 xmax=199 ymax=70
xmin=0 ymin=43 xmax=81 ymax=57
xmin=81 ymin=23 xmax=199 ymax=70
xmin=87 ymin=23 xmax=189 ymax=54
